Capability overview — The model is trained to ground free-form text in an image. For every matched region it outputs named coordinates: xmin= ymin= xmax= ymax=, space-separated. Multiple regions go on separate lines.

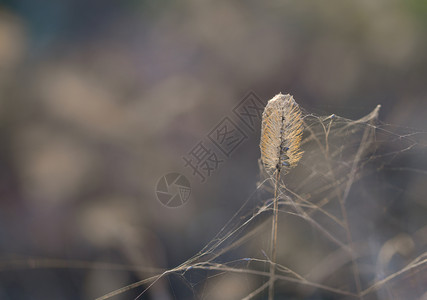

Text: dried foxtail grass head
xmin=261 ymin=93 xmax=304 ymax=299
xmin=260 ymin=93 xmax=304 ymax=176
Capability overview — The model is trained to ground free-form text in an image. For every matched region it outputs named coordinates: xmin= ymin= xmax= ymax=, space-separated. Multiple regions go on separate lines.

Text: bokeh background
xmin=0 ymin=1 xmax=427 ymax=299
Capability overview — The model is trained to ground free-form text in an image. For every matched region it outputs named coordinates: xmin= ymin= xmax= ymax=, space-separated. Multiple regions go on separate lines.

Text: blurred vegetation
xmin=0 ymin=1 xmax=426 ymax=299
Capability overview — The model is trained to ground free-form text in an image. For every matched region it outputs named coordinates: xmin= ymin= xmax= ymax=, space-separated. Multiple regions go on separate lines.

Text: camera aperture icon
xmin=155 ymin=173 xmax=191 ymax=208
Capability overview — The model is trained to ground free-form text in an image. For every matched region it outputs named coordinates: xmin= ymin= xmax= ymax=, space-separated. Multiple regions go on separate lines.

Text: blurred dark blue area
xmin=2 ymin=0 xmax=141 ymax=52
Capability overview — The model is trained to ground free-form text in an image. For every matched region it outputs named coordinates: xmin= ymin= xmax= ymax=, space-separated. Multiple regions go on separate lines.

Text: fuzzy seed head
xmin=260 ymin=93 xmax=304 ymax=175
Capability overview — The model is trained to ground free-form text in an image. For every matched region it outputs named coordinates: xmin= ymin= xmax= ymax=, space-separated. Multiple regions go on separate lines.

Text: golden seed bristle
xmin=260 ymin=93 xmax=304 ymax=175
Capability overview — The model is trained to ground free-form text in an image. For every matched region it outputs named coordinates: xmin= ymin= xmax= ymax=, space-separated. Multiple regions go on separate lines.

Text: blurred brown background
xmin=0 ymin=1 xmax=427 ymax=299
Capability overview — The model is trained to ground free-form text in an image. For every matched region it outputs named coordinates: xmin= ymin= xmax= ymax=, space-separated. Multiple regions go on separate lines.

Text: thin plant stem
xmin=338 ymin=120 xmax=374 ymax=300
xmin=340 ymin=203 xmax=363 ymax=299
xmin=268 ymin=169 xmax=281 ymax=300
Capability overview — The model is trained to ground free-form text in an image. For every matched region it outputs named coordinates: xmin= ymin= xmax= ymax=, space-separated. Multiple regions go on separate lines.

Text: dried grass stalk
xmin=260 ymin=93 xmax=304 ymax=300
